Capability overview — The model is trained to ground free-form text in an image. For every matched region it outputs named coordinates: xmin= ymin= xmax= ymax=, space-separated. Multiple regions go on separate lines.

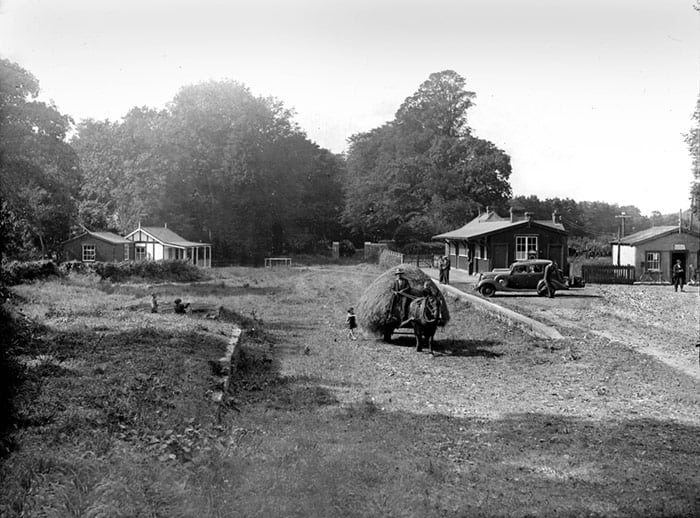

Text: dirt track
xmin=459 ymin=282 xmax=700 ymax=380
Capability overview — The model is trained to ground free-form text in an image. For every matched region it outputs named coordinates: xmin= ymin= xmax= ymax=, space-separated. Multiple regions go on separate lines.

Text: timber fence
xmin=403 ymin=254 xmax=438 ymax=268
xmin=581 ymin=264 xmax=636 ymax=284
xmin=364 ymin=242 xmax=390 ymax=262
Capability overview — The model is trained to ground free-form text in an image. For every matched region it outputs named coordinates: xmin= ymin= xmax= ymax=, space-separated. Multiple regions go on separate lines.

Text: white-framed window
xmin=646 ymin=251 xmax=660 ymax=271
xmin=82 ymin=244 xmax=96 ymax=262
xmin=135 ymin=244 xmax=147 ymax=261
xmin=516 ymin=236 xmax=538 ymax=260
xmin=123 ymin=244 xmax=129 ymax=260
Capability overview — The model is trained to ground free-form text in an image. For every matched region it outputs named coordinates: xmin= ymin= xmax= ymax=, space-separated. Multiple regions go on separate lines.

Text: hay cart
xmin=356 ymin=265 xmax=450 ymax=342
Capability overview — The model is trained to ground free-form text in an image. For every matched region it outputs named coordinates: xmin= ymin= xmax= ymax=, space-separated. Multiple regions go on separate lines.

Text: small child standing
xmin=150 ymin=294 xmax=158 ymax=313
xmin=345 ymin=307 xmax=358 ymax=340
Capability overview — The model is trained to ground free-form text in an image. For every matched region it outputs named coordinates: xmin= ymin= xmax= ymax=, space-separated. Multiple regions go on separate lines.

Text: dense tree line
xmin=72 ymin=81 xmax=345 ymax=263
xmin=508 ymin=195 xmax=658 ymax=257
xmin=1 ymin=60 xmax=694 ymax=263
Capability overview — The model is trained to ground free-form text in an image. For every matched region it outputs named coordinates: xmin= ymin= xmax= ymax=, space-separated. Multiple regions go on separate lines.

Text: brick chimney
xmin=552 ymin=210 xmax=558 ymax=224
xmin=509 ymin=207 xmax=515 ymax=223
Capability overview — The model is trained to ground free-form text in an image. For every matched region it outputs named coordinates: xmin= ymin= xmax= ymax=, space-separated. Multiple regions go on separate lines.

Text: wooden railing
xmin=403 ymin=254 xmax=438 ymax=268
xmin=581 ymin=264 xmax=636 ymax=284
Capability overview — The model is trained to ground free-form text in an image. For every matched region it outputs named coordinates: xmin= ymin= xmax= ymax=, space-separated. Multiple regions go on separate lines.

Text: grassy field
xmin=1 ymin=265 xmax=699 ymax=517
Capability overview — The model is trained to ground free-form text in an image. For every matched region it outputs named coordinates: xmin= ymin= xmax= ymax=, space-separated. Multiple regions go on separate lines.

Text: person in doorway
xmin=672 ymin=259 xmax=685 ymax=292
xmin=345 ymin=307 xmax=358 ymax=340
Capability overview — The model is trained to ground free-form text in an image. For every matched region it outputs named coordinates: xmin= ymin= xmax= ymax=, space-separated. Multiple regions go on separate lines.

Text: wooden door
xmin=493 ymin=243 xmax=509 ymax=269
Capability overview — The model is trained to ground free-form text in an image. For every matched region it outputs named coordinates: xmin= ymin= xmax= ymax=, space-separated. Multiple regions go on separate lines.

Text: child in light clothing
xmin=345 ymin=307 xmax=358 ymax=340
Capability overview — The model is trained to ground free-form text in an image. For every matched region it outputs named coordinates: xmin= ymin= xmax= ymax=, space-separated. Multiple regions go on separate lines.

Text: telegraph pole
xmin=615 ymin=212 xmax=630 ymax=265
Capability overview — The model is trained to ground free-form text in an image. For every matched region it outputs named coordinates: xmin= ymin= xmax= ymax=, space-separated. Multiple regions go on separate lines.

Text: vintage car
xmin=475 ymin=259 xmax=570 ymax=297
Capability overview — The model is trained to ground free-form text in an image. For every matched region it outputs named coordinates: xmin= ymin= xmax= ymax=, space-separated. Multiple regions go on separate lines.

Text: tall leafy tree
xmin=72 ymin=107 xmax=167 ymax=232
xmin=686 ymin=93 xmax=700 ymax=216
xmin=343 ymin=70 xmax=511 ymax=241
xmin=0 ymin=59 xmax=80 ymax=258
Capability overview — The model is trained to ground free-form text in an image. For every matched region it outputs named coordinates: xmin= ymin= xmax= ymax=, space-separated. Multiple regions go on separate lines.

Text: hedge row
xmin=2 ymin=260 xmax=207 ymax=285
xmin=1 ymin=260 xmax=62 ymax=285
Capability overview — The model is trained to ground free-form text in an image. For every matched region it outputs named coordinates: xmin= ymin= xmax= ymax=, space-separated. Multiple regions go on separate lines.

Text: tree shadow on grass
xmin=5 ymin=303 xmax=700 ymax=517
xmin=217 ymin=343 xmax=700 ymax=518
xmin=437 ymin=338 xmax=504 ymax=358
xmin=369 ymin=335 xmax=503 ymax=359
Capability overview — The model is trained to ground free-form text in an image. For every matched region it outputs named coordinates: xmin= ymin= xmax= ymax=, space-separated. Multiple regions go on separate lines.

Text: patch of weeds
xmin=341 ymin=397 xmax=380 ymax=419
xmin=262 ymin=379 xmax=338 ymax=411
xmin=217 ymin=307 xmax=262 ymax=329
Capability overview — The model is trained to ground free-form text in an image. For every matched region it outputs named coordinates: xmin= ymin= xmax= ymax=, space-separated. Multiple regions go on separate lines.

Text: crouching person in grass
xmin=173 ymin=298 xmax=190 ymax=314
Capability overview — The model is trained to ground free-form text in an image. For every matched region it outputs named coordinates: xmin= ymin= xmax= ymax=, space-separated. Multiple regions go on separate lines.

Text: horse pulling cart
xmin=356 ymin=265 xmax=450 ymax=352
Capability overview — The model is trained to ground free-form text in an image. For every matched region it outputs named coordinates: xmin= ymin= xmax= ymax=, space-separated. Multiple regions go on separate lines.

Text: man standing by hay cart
xmin=390 ymin=268 xmax=411 ymax=322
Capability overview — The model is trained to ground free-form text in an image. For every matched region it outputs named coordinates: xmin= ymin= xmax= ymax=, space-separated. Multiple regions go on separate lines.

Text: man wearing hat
xmin=391 ymin=268 xmax=411 ymax=322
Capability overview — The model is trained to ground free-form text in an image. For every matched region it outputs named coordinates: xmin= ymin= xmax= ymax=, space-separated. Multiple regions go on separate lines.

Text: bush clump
xmin=339 ymin=239 xmax=356 ymax=257
xmin=0 ymin=298 xmax=31 ymax=455
xmin=91 ymin=260 xmax=208 ymax=283
xmin=1 ymin=260 xmax=62 ymax=285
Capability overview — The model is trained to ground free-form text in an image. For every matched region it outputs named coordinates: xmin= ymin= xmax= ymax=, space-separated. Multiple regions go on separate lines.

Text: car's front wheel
xmin=480 ymin=284 xmax=496 ymax=297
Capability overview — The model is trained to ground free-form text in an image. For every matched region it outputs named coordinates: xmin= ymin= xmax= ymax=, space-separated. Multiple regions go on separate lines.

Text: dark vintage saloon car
xmin=475 ymin=259 xmax=571 ymax=297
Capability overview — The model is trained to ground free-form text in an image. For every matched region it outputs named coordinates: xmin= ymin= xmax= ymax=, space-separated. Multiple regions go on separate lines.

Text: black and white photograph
xmin=1 ymin=0 xmax=699 ymax=516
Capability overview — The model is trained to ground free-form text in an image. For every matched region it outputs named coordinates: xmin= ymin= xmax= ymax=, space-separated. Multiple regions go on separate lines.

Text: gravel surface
xmin=460 ymin=282 xmax=700 ymax=380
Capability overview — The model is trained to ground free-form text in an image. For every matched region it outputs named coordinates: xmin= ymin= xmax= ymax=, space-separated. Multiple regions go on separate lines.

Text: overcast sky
xmin=1 ymin=0 xmax=698 ymax=215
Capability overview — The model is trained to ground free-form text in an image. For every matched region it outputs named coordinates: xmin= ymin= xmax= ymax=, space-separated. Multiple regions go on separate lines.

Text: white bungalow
xmin=124 ymin=225 xmax=212 ymax=268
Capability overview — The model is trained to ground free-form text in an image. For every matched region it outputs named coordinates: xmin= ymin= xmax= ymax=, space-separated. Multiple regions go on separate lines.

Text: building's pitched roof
xmin=136 ymin=227 xmax=209 ymax=247
xmin=616 ymin=226 xmax=699 ymax=245
xmin=92 ymin=231 xmax=131 ymax=244
xmin=62 ymin=230 xmax=130 ymax=245
xmin=433 ymin=213 xmax=567 ymax=240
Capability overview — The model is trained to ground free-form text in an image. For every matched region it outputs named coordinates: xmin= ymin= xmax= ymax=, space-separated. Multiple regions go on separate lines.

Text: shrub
xmin=1 ymin=260 xmax=62 ymax=285
xmin=0 ymin=300 xmax=30 ymax=455
xmin=92 ymin=260 xmax=207 ymax=283
xmin=339 ymin=239 xmax=356 ymax=257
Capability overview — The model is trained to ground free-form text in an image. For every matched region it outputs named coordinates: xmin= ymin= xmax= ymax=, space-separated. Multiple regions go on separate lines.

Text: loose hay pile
xmin=357 ymin=265 xmax=450 ymax=334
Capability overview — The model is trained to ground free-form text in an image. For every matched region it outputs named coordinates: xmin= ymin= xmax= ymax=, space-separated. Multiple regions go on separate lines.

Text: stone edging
xmin=211 ymin=326 xmax=243 ymax=402
xmin=436 ymin=281 xmax=564 ymax=340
